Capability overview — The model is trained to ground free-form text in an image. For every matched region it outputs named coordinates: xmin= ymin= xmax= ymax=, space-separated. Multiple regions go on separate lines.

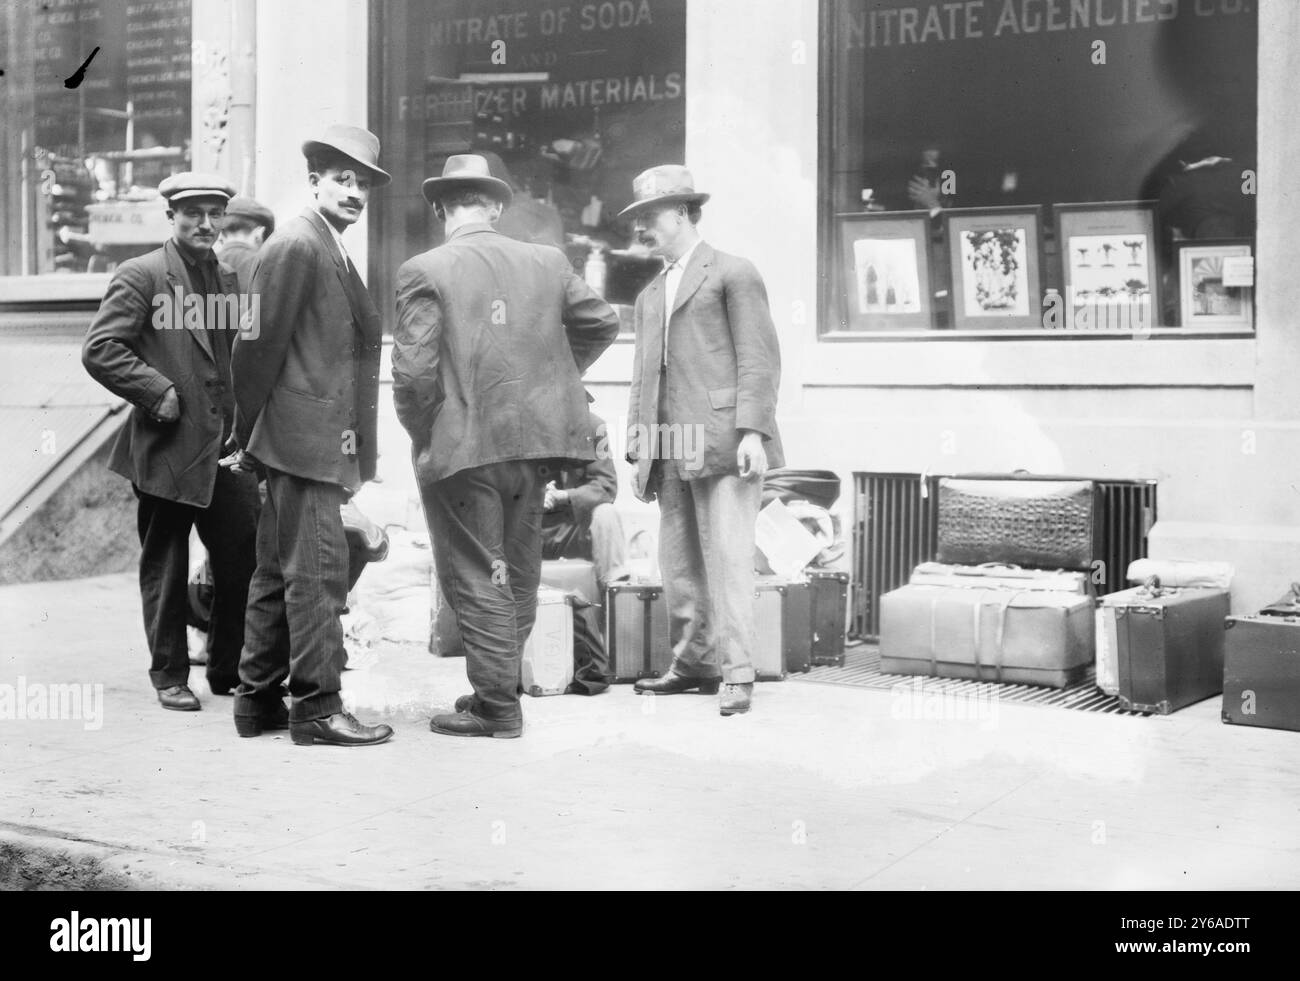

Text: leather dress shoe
xmin=429 ymin=710 xmax=522 ymax=739
xmin=633 ymin=670 xmax=721 ymax=695
xmin=157 ymin=684 xmax=201 ymax=711
xmin=233 ymin=701 xmax=290 ymax=738
xmin=719 ymin=683 xmax=753 ymax=716
xmin=290 ymin=711 xmax=394 ymax=747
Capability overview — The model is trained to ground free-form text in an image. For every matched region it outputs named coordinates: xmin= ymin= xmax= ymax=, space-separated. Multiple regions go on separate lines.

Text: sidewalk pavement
xmin=2 ymin=572 xmax=1298 ymax=890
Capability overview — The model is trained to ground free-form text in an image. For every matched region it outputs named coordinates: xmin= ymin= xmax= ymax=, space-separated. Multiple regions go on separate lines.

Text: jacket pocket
xmin=707 ymin=386 xmax=737 ymax=410
xmin=279 ymin=385 xmax=331 ymax=405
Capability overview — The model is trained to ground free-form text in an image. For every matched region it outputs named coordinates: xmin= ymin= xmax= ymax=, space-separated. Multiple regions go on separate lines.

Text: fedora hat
xmin=617 ymin=165 xmax=710 ymax=218
xmin=301 ymin=125 xmax=392 ymax=186
xmin=421 ymin=154 xmax=514 ymax=208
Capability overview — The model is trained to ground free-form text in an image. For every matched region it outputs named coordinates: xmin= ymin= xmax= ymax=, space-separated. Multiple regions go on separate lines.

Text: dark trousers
xmin=234 ymin=469 xmax=348 ymax=723
xmin=135 ymin=467 xmax=259 ymax=690
xmin=421 ymin=460 xmax=547 ymax=722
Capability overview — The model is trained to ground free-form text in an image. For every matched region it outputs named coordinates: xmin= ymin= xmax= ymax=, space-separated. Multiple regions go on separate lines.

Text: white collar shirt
xmin=662 ymin=238 xmax=702 ymax=367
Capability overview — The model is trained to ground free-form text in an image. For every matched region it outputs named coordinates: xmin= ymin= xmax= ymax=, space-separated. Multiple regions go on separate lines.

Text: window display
xmin=370 ymin=0 xmax=684 ymax=333
xmin=821 ymin=0 xmax=1257 ymax=334
xmin=1 ymin=0 xmax=193 ymax=277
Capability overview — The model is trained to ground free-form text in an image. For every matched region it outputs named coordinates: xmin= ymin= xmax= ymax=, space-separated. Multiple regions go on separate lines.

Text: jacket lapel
xmin=669 ymin=242 xmax=712 ymax=318
xmin=163 ymin=240 xmax=214 ymax=363
xmin=305 ymin=208 xmax=381 ymax=346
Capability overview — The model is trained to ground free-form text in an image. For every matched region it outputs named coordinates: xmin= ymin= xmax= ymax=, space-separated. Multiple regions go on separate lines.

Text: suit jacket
xmin=627 ymin=241 xmax=784 ymax=501
xmin=231 ymin=209 xmax=382 ymax=494
xmin=216 ymin=239 xmax=258 ymax=293
xmin=393 ymin=223 xmax=619 ymax=484
xmin=82 ymin=239 xmax=241 ymax=508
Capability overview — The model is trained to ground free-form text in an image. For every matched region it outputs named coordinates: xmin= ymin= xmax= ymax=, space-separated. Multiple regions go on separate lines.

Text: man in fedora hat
xmin=225 ymin=125 xmax=393 ymax=746
xmin=393 ymin=154 xmax=619 ymax=738
xmin=622 ymin=164 xmax=784 ymax=717
xmin=216 ymin=195 xmax=275 ymax=292
xmin=82 ymin=172 xmax=261 ymax=712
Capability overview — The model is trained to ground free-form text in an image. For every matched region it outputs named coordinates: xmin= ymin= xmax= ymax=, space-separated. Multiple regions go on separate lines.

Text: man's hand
xmin=737 ymin=431 xmax=768 ymax=482
xmin=219 ymin=436 xmax=259 ymax=475
xmin=543 ymin=481 xmax=568 ymax=512
xmin=152 ymin=386 xmax=181 ymax=423
xmin=907 ymin=176 xmax=942 ymax=211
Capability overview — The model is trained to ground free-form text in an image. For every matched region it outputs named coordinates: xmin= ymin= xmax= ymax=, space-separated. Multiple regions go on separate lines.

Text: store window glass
xmin=1 ymin=0 xmax=193 ymax=277
xmin=821 ymin=0 xmax=1258 ymax=334
xmin=371 ymin=0 xmax=685 ymax=334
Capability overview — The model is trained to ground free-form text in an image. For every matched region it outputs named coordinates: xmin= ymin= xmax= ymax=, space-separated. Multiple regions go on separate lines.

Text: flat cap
xmin=159 ymin=172 xmax=236 ymax=204
xmin=224 ymin=196 xmax=275 ymax=234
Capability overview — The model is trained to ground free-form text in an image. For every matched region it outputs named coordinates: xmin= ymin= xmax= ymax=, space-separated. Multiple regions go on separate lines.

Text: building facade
xmin=3 ymin=0 xmax=1295 ymax=615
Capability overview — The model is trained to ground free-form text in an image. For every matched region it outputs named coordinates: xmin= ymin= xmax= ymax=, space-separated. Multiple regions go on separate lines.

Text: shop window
xmin=820 ymin=0 xmax=1258 ymax=336
xmin=370 ymin=0 xmax=684 ymax=334
xmin=1 ymin=0 xmax=194 ymax=278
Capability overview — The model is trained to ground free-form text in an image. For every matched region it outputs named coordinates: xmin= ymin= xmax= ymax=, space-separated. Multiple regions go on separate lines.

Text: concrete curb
xmin=0 ymin=826 xmax=327 ymax=891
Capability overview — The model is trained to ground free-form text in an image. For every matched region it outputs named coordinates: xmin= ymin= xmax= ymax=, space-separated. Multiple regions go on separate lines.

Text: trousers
xmin=656 ymin=470 xmax=762 ymax=685
xmin=421 ymin=459 xmax=548 ymax=722
xmin=234 ymin=469 xmax=348 ymax=723
xmin=134 ymin=467 xmax=259 ymax=691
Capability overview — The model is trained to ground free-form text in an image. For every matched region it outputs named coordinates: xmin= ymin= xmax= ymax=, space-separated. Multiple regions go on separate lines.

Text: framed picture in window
xmin=945 ymin=206 xmax=1043 ymax=330
xmin=1054 ymin=201 xmax=1159 ymax=331
xmin=1175 ymin=239 xmax=1254 ymax=330
xmin=835 ymin=211 xmax=934 ymax=331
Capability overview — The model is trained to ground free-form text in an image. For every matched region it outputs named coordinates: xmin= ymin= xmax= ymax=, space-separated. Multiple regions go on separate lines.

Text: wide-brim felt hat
xmin=618 ymin=165 xmax=710 ymax=218
xmin=421 ymin=154 xmax=514 ymax=207
xmin=301 ymin=124 xmax=392 ymax=186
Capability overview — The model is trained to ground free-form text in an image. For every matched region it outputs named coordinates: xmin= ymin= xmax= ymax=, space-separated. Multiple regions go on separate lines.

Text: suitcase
xmin=879 ymin=583 xmax=1094 ymax=688
xmin=753 ymin=577 xmax=812 ymax=680
xmin=1222 ymin=585 xmax=1300 ymax=731
xmin=1125 ymin=558 xmax=1234 ymax=590
xmin=808 ymin=570 xmax=849 ymax=667
xmin=936 ymin=477 xmax=1100 ymax=571
xmin=521 ymin=588 xmax=575 ymax=697
xmin=910 ymin=561 xmax=1091 ymax=594
xmin=605 ymin=582 xmax=673 ymax=683
xmin=540 ymin=558 xmax=600 ymax=607
xmin=1098 ymin=584 xmax=1230 ymax=714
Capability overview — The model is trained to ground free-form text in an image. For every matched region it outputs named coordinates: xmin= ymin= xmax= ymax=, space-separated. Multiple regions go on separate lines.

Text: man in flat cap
xmin=216 ymin=196 xmax=275 ymax=292
xmin=82 ymin=172 xmax=261 ymax=712
xmin=622 ymin=165 xmax=784 ymax=717
xmin=394 ymin=154 xmax=619 ymax=738
xmin=226 ymin=125 xmax=392 ymax=746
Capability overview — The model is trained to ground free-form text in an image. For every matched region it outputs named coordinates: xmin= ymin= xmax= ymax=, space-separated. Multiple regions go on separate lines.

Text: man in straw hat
xmin=621 ymin=165 xmax=784 ymax=717
xmin=226 ymin=125 xmax=393 ymax=746
xmin=82 ymin=172 xmax=260 ymax=712
xmin=394 ymin=154 xmax=619 ymax=738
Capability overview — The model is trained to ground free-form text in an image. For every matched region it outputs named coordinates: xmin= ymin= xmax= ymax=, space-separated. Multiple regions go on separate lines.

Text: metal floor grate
xmin=790 ymin=643 xmax=1151 ymax=715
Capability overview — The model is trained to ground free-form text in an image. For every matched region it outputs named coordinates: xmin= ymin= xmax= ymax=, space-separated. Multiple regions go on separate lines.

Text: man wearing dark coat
xmin=215 ymin=195 xmax=275 ymax=292
xmin=394 ymin=154 xmax=619 ymax=738
xmin=226 ymin=125 xmax=392 ymax=747
xmin=540 ymin=411 xmax=628 ymax=591
xmin=82 ymin=172 xmax=260 ymax=711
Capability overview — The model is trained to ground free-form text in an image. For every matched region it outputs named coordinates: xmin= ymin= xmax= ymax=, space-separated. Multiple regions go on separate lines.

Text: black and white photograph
xmin=0 ymin=0 xmax=1293 ymax=931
